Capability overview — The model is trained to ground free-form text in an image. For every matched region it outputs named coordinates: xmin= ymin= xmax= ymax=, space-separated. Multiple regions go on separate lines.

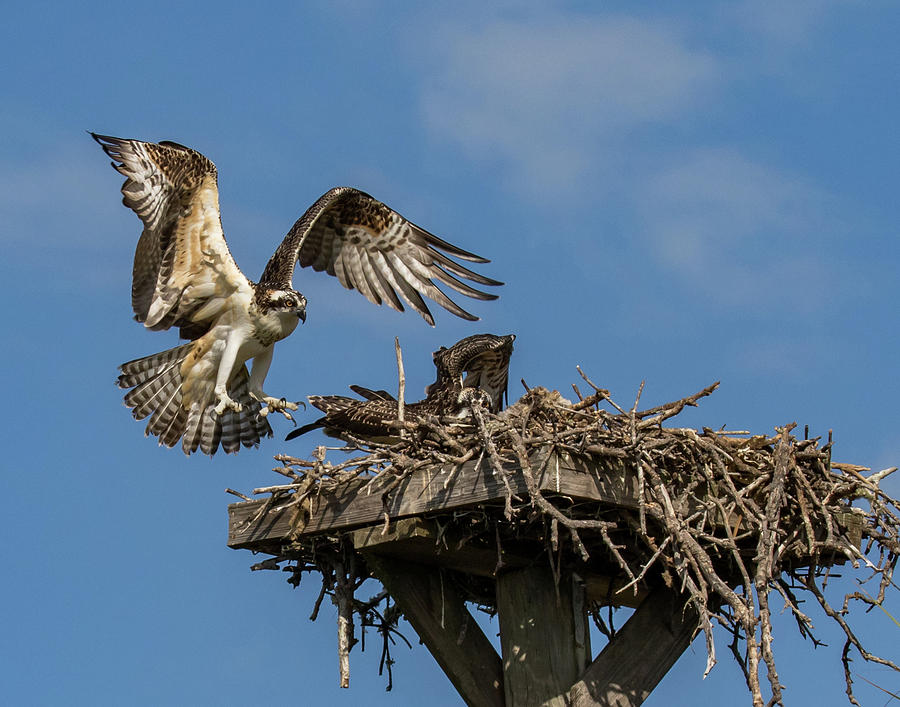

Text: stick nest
xmin=241 ymin=375 xmax=899 ymax=705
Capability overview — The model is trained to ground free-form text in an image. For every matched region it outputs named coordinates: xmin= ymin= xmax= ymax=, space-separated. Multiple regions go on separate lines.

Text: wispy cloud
xmin=636 ymin=148 xmax=833 ymax=309
xmin=420 ymin=15 xmax=718 ymax=198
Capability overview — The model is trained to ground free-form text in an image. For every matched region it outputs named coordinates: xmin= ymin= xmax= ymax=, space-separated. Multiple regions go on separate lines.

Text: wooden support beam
xmin=364 ymin=553 xmax=505 ymax=707
xmin=352 ymin=518 xmax=647 ymax=608
xmin=351 ymin=517 xmax=531 ymax=578
xmin=567 ymin=586 xmax=699 ymax=706
xmin=496 ymin=565 xmax=590 ymax=707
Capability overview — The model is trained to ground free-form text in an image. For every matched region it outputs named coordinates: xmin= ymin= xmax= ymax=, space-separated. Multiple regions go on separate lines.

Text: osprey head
xmin=260 ymin=287 xmax=307 ymax=322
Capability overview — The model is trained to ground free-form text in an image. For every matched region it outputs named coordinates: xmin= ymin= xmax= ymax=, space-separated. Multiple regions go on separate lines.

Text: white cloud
xmin=420 ymin=16 xmax=718 ymax=198
xmin=637 ymin=148 xmax=834 ymax=309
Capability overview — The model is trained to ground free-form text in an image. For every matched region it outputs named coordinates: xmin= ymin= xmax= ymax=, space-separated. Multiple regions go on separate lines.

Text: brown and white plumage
xmin=263 ymin=188 xmax=502 ymax=325
xmin=118 ymin=346 xmax=272 ymax=455
xmin=286 ymin=333 xmax=515 ymax=442
xmin=94 ymin=133 xmax=502 ymax=455
xmin=428 ymin=333 xmax=515 ymax=413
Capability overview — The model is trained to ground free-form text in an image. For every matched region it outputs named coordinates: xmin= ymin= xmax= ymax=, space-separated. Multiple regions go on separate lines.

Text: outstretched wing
xmin=259 ymin=187 xmax=502 ymax=325
xmin=430 ymin=333 xmax=516 ymax=412
xmin=93 ymin=134 xmax=253 ymax=338
xmin=460 ymin=335 xmax=515 ymax=412
xmin=286 ymin=395 xmax=404 ymax=441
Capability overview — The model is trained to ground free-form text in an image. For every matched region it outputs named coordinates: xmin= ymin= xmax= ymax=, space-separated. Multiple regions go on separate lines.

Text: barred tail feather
xmin=176 ymin=364 xmax=272 ymax=456
xmin=197 ymin=406 xmax=223 ymax=456
xmin=118 ymin=346 xmax=190 ymax=447
xmin=158 ymin=403 xmax=188 ymax=449
xmin=118 ymin=343 xmax=194 ymax=390
xmin=182 ymin=405 xmax=205 ymax=455
xmin=144 ymin=375 xmax=186 ymax=444
xmin=118 ymin=345 xmax=273 ymax=456
xmin=219 ymin=407 xmax=240 ymax=455
xmin=222 ymin=367 xmax=272 ymax=452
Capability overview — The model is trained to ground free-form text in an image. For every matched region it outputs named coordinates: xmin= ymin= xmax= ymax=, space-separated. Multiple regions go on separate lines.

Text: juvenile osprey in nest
xmin=286 ymin=333 xmax=515 ymax=441
xmin=93 ymin=134 xmax=502 ymax=455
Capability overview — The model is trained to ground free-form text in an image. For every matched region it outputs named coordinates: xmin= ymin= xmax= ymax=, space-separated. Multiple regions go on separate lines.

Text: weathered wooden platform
xmin=228 ymin=449 xmax=657 ymax=606
xmin=228 ymin=449 xmax=862 ymax=707
xmin=231 ymin=449 xmax=639 ymax=550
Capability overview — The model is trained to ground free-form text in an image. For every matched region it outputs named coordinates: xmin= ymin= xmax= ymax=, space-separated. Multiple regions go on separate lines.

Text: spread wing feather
xmin=375 ymin=250 xmax=431 ymax=318
xmin=348 ymin=385 xmax=397 ymax=401
xmin=92 ymin=134 xmax=253 ymax=339
xmin=429 ymin=333 xmax=515 ymax=413
xmin=460 ymin=338 xmax=515 ymax=413
xmin=259 ymin=187 xmax=502 ymax=325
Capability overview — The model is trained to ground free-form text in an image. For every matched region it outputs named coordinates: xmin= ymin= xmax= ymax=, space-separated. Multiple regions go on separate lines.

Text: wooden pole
xmin=365 ymin=554 xmax=505 ymax=707
xmin=567 ymin=585 xmax=698 ymax=706
xmin=496 ymin=565 xmax=590 ymax=707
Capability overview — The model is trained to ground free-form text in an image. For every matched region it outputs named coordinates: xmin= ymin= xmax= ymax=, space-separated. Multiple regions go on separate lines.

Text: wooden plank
xmin=228 ymin=498 xmax=298 ymax=550
xmin=542 ymin=452 xmax=641 ymax=508
xmin=496 ymin=565 xmax=590 ymax=707
xmin=364 ymin=554 xmax=505 ymax=707
xmin=352 ymin=518 xmax=647 ymax=608
xmin=352 ymin=517 xmax=437 ymax=548
xmin=567 ymin=586 xmax=698 ymax=706
xmin=837 ymin=510 xmax=863 ymax=549
xmin=229 ymin=450 xmax=639 ymax=548
xmin=229 ymin=456 xmax=530 ymax=547
xmin=584 ymin=575 xmax=647 ymax=609
xmin=228 ymin=451 xmax=862 ymax=584
xmin=351 ymin=517 xmax=531 ymax=578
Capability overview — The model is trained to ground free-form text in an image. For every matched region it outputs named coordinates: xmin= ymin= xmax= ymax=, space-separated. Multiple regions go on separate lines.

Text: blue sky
xmin=2 ymin=1 xmax=898 ymax=704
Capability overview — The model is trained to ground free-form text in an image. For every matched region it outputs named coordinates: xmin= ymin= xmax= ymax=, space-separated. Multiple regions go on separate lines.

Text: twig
xmin=395 ymin=337 xmax=405 ymax=434
xmin=236 ymin=375 xmax=899 ymax=703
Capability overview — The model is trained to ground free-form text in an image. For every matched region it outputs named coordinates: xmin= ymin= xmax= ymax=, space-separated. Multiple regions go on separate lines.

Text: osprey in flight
xmin=93 ymin=134 xmax=502 ymax=455
xmin=286 ymin=333 xmax=515 ymax=441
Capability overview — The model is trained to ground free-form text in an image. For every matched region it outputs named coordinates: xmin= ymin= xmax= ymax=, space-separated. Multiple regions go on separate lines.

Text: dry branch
xmin=236 ymin=373 xmax=899 ymax=705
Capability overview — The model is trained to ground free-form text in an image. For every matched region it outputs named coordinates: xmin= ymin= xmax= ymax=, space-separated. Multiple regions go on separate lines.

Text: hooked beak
xmin=296 ymin=294 xmax=308 ymax=323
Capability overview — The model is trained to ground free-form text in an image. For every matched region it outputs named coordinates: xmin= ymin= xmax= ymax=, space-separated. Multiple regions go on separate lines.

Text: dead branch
xmin=236 ymin=371 xmax=898 ymax=704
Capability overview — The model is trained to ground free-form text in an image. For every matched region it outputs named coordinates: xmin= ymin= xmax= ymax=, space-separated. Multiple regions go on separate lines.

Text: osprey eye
xmin=284 ymin=298 xmax=294 ymax=308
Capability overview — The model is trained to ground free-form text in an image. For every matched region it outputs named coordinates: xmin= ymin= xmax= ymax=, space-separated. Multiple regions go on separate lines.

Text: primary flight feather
xmin=93 ymin=134 xmax=502 ymax=455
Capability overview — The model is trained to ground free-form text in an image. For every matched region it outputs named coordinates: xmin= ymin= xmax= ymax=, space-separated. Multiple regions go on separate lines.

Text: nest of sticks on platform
xmin=242 ymin=371 xmax=899 ymax=705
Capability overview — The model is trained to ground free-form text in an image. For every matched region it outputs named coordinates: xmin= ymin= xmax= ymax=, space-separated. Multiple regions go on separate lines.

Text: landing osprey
xmin=93 ymin=134 xmax=502 ymax=455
